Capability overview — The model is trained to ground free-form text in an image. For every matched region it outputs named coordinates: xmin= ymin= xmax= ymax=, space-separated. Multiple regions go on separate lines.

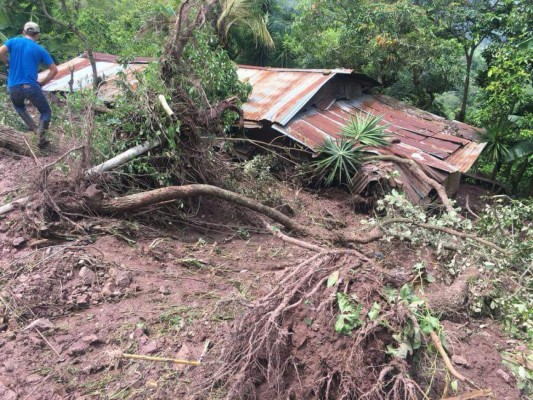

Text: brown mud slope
xmin=0 ymin=153 xmax=523 ymax=399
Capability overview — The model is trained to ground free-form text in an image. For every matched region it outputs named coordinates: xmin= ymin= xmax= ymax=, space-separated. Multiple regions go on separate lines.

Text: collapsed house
xmin=237 ymin=65 xmax=486 ymax=204
xmin=42 ymin=54 xmax=486 ymax=204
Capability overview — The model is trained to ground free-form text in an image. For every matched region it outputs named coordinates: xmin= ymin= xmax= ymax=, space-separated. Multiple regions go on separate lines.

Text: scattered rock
xmin=81 ymin=334 xmax=100 ymax=345
xmin=82 ymin=365 xmax=94 ymax=375
xmin=175 ymin=343 xmax=194 ymax=372
xmin=76 ymin=294 xmax=91 ymax=306
xmin=67 ymin=341 xmax=88 ymax=356
xmin=79 ymin=267 xmax=96 ymax=285
xmin=140 ymin=340 xmax=160 ymax=355
xmin=102 ymin=282 xmax=117 ymax=297
xmin=496 ymin=369 xmax=511 ymax=383
xmin=159 ymin=286 xmax=171 ymax=295
xmin=25 ymin=374 xmax=42 ymax=383
xmin=23 ymin=318 xmax=55 ymax=332
xmin=11 ymin=237 xmax=26 ymax=248
xmin=115 ymin=271 xmax=132 ymax=288
xmin=451 ymin=354 xmax=469 ymax=367
xmin=3 ymin=362 xmax=14 ymax=372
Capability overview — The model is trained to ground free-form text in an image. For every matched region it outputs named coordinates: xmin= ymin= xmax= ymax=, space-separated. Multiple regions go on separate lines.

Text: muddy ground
xmin=0 ymin=152 xmax=525 ymax=399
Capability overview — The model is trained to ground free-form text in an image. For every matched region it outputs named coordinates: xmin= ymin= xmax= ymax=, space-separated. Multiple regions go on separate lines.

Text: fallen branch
xmin=350 ymin=218 xmax=505 ymax=254
xmin=122 ymin=353 xmax=200 ymax=366
xmin=365 ymin=155 xmax=454 ymax=212
xmin=158 ymin=95 xmax=175 ymax=117
xmin=0 ymin=196 xmax=30 ymax=215
xmin=0 ymin=125 xmax=41 ymax=157
xmin=263 ymin=220 xmax=325 ymax=252
xmin=68 ymin=184 xmax=309 ymax=235
xmin=379 ymin=218 xmax=507 ymax=254
xmin=429 ymin=330 xmax=466 ymax=382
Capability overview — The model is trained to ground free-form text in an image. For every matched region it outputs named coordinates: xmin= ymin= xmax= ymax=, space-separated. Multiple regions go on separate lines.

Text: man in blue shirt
xmin=0 ymin=22 xmax=58 ymax=148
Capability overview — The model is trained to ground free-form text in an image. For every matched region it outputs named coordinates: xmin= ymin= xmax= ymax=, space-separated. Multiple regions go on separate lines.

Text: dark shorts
xmin=8 ymin=84 xmax=51 ymax=122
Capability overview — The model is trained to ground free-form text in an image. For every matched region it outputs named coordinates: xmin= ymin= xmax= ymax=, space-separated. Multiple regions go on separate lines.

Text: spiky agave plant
xmin=311 ymin=138 xmax=364 ymax=186
xmin=340 ymin=114 xmax=391 ymax=147
xmin=311 ymin=114 xmax=389 ymax=186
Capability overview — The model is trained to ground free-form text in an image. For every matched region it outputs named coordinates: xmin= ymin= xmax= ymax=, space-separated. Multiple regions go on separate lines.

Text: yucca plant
xmin=310 ymin=114 xmax=389 ymax=186
xmin=340 ymin=114 xmax=391 ymax=147
xmin=311 ymin=138 xmax=364 ymax=186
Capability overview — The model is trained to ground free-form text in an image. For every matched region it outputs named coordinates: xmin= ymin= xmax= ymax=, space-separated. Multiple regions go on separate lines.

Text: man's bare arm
xmin=39 ymin=63 xmax=58 ymax=87
xmin=0 ymin=45 xmax=9 ymax=66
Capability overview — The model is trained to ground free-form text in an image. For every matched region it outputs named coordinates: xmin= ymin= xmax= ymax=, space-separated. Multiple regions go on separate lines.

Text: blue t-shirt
xmin=5 ymin=37 xmax=54 ymax=88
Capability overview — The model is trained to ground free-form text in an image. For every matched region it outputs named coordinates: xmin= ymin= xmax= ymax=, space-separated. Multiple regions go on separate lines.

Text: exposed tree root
xmin=194 ymin=250 xmax=429 ymax=400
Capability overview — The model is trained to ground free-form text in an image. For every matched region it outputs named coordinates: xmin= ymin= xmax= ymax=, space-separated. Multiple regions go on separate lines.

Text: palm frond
xmin=217 ymin=0 xmax=274 ymax=48
xmin=311 ymin=138 xmax=363 ymax=186
xmin=340 ymin=114 xmax=390 ymax=147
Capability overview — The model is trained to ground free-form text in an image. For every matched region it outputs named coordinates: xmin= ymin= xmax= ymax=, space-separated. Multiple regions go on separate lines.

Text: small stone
xmin=102 ymin=282 xmax=116 ymax=297
xmin=76 ymin=294 xmax=91 ymax=306
xmin=81 ymin=334 xmax=100 ymax=345
xmin=496 ymin=369 xmax=511 ymax=383
xmin=79 ymin=267 xmax=96 ymax=285
xmin=3 ymin=362 xmax=14 ymax=372
xmin=82 ymin=365 xmax=93 ymax=375
xmin=115 ymin=271 xmax=132 ymax=289
xmin=23 ymin=318 xmax=55 ymax=332
xmin=67 ymin=341 xmax=88 ymax=356
xmin=140 ymin=340 xmax=160 ymax=355
xmin=12 ymin=237 xmax=26 ymax=248
xmin=451 ymin=354 xmax=469 ymax=366
xmin=174 ymin=343 xmax=193 ymax=372
xmin=159 ymin=286 xmax=171 ymax=295
xmin=25 ymin=374 xmax=41 ymax=383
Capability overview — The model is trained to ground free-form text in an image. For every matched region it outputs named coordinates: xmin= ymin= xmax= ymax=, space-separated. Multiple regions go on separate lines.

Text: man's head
xmin=23 ymin=22 xmax=40 ymax=40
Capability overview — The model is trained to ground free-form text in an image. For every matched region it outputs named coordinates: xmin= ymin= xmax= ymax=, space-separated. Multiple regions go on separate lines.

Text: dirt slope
xmin=0 ymin=153 xmax=523 ymax=399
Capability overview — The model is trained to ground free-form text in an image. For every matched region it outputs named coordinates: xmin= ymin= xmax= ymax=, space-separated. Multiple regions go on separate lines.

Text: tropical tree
xmin=286 ymin=0 xmax=463 ymax=113
xmin=420 ymin=0 xmax=507 ymax=122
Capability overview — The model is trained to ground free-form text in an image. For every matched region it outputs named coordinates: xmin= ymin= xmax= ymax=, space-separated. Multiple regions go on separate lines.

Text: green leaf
xmin=327 ymin=270 xmax=340 ymax=288
xmin=367 ymin=302 xmax=381 ymax=321
xmin=451 ymin=380 xmax=458 ymax=393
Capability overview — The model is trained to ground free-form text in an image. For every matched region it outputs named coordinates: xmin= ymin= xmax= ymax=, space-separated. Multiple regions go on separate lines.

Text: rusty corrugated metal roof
xmin=238 ymin=65 xmax=379 ymax=125
xmin=40 ymin=52 xmax=151 ymax=102
xmin=275 ymin=96 xmax=483 ymax=174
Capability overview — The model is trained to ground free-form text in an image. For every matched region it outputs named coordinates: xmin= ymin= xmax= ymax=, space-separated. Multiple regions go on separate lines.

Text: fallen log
xmin=0 ymin=196 xmax=30 ymax=215
xmin=0 ymin=125 xmax=41 ymax=157
xmin=66 ymin=184 xmax=310 ymax=235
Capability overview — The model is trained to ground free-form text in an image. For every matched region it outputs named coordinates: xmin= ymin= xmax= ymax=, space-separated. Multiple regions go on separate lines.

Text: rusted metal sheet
xmin=40 ymin=52 xmax=151 ymax=101
xmin=282 ymin=100 xmax=462 ymax=174
xmin=445 ymin=141 xmax=487 ymax=173
xmin=238 ymin=65 xmax=379 ymax=125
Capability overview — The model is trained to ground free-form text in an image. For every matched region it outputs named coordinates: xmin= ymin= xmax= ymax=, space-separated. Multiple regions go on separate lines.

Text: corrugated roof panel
xmin=445 ymin=141 xmax=487 ymax=172
xmin=239 ymin=68 xmax=337 ymax=124
xmin=41 ymin=52 xmax=151 ymax=101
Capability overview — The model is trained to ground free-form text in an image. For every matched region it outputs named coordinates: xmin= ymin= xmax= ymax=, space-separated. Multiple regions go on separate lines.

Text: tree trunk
xmin=511 ymin=158 xmax=528 ymax=194
xmin=457 ymin=48 xmax=474 ymax=122
xmin=490 ymin=161 xmax=502 ymax=192
xmin=0 ymin=125 xmax=42 ymax=157
xmin=67 ymin=184 xmax=310 ymax=235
